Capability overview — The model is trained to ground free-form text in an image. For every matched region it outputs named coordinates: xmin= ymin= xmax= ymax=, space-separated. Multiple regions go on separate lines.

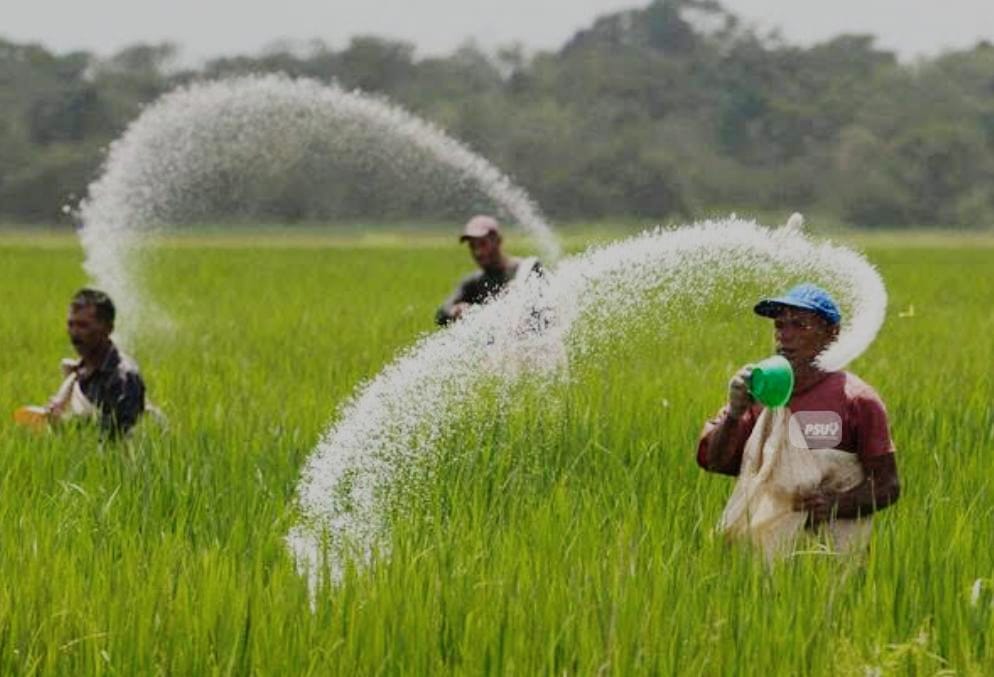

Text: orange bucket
xmin=13 ymin=406 xmax=49 ymax=432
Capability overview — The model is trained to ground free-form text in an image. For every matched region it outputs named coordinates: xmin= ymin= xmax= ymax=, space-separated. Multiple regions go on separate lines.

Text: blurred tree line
xmin=3 ymin=0 xmax=994 ymax=227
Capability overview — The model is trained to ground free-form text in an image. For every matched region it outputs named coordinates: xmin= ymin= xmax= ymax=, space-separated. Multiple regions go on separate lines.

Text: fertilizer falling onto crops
xmin=288 ymin=216 xmax=888 ymax=586
xmin=71 ymin=76 xmax=887 ymax=587
xmin=77 ymin=74 xmax=561 ymax=338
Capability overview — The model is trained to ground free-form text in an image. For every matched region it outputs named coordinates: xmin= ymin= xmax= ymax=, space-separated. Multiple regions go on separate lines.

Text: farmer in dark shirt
xmin=44 ymin=289 xmax=146 ymax=436
xmin=697 ymin=284 xmax=900 ymax=527
xmin=435 ymin=215 xmax=543 ymax=326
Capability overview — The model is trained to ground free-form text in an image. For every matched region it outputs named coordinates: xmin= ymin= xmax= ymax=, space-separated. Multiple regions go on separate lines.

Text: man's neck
xmin=792 ymin=362 xmax=829 ymax=393
xmin=483 ymin=255 xmax=514 ymax=276
xmin=80 ymin=341 xmax=113 ymax=375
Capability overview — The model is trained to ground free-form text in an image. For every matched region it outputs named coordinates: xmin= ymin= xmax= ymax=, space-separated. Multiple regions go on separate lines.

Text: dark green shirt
xmin=75 ymin=344 xmax=146 ymax=436
xmin=436 ymin=259 xmax=543 ymax=326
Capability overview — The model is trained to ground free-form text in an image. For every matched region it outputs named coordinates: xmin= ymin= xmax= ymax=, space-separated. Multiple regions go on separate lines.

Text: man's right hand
xmin=45 ymin=400 xmax=63 ymax=420
xmin=728 ymin=366 xmax=754 ymax=419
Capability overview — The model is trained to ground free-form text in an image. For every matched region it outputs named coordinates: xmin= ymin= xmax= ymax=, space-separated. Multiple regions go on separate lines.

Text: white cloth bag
xmin=719 ymin=407 xmax=872 ymax=559
xmin=49 ymin=370 xmax=98 ymax=422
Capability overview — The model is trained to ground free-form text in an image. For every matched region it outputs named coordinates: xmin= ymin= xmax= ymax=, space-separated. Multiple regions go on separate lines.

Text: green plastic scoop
xmin=748 ymin=355 xmax=794 ymax=408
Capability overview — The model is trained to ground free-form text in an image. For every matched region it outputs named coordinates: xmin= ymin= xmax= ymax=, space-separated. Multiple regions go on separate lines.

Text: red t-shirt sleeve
xmin=696 ymin=405 xmax=758 ymax=476
xmin=851 ymin=391 xmax=896 ymax=462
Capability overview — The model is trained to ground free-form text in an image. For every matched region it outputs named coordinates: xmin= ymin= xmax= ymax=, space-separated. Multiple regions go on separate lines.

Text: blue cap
xmin=754 ymin=283 xmax=842 ymax=326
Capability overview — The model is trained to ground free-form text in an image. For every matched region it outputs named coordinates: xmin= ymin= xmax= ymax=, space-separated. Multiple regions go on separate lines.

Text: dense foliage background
xmin=4 ymin=0 xmax=994 ymax=227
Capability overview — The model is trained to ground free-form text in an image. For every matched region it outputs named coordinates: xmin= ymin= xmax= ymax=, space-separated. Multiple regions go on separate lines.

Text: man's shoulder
xmin=61 ymin=357 xmax=82 ymax=376
xmin=512 ymin=257 xmax=544 ymax=279
xmin=799 ymin=371 xmax=885 ymax=409
xmin=110 ymin=346 xmax=144 ymax=381
xmin=459 ymin=269 xmax=487 ymax=287
xmin=840 ymin=371 xmax=887 ymax=407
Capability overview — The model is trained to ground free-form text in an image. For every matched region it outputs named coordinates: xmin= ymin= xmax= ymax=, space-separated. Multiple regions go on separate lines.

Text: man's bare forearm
xmin=699 ymin=366 xmax=752 ymax=474
xmin=803 ymin=455 xmax=901 ymax=524
xmin=704 ymin=414 xmax=743 ymax=472
xmin=832 ymin=458 xmax=900 ymax=519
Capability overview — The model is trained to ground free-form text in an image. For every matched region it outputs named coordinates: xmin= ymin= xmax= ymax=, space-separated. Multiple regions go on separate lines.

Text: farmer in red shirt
xmin=697 ymin=283 xmax=900 ymax=526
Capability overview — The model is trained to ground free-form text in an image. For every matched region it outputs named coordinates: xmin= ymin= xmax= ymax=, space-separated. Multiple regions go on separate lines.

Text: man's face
xmin=466 ymin=234 xmax=502 ymax=270
xmin=67 ymin=303 xmax=111 ymax=357
xmin=773 ymin=306 xmax=838 ymax=369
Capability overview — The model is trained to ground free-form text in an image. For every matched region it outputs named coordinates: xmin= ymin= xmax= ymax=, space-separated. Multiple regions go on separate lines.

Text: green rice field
xmin=0 ymin=226 xmax=991 ymax=674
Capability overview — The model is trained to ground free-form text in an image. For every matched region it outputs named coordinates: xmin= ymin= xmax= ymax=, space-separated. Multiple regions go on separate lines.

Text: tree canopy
xmin=3 ymin=0 xmax=994 ymax=228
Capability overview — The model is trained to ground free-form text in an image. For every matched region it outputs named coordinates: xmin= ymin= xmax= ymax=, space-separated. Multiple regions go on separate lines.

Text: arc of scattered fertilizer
xmin=288 ymin=217 xmax=888 ymax=588
xmin=76 ymin=75 xmax=562 ymax=341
